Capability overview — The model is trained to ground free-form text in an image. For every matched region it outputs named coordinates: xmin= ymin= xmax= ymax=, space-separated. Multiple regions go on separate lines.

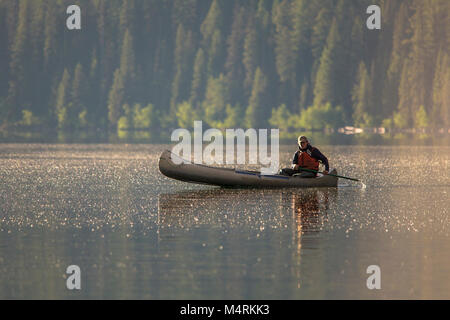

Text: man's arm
xmin=292 ymin=151 xmax=299 ymax=169
xmin=312 ymin=148 xmax=329 ymax=171
xmin=292 ymin=151 xmax=299 ymax=164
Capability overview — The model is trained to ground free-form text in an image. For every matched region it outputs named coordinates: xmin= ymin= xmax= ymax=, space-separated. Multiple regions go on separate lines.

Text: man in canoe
xmin=280 ymin=136 xmax=329 ymax=177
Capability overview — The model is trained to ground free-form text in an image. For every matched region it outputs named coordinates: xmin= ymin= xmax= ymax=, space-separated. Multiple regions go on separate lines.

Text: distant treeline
xmin=0 ymin=0 xmax=448 ymax=141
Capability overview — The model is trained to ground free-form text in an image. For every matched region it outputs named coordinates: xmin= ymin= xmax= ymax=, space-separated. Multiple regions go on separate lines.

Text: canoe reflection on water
xmin=291 ymin=189 xmax=333 ymax=234
xmin=157 ymin=188 xmax=337 ymax=291
xmin=157 ymin=188 xmax=337 ymax=236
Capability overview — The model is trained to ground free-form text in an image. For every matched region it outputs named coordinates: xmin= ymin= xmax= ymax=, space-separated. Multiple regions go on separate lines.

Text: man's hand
xmin=322 ymin=170 xmax=329 ymax=175
xmin=292 ymin=164 xmax=299 ymax=170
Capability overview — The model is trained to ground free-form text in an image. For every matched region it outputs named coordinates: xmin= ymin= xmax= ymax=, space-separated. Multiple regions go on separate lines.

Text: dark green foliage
xmin=0 ymin=0 xmax=448 ymax=140
xmin=352 ymin=62 xmax=374 ymax=127
xmin=245 ymin=67 xmax=268 ymax=128
xmin=313 ymin=19 xmax=340 ymax=108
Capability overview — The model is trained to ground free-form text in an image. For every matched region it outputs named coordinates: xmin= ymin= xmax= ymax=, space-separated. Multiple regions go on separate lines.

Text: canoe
xmin=158 ymin=150 xmax=338 ymax=188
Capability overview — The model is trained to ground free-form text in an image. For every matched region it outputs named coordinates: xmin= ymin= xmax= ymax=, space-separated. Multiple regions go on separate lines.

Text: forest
xmin=0 ymin=0 xmax=448 ymax=142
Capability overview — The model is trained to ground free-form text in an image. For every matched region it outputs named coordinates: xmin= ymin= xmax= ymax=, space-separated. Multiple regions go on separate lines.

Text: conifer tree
xmin=202 ymin=74 xmax=229 ymax=127
xmin=397 ymin=60 xmax=413 ymax=127
xmin=272 ymin=0 xmax=295 ymax=83
xmin=291 ymin=0 xmax=312 ymax=80
xmin=407 ymin=1 xmax=435 ymax=116
xmin=243 ymin=16 xmax=258 ymax=93
xmin=6 ymin=0 xmax=28 ymax=121
xmin=200 ymin=0 xmax=222 ymax=48
xmin=43 ymin=1 xmax=57 ymax=72
xmin=385 ymin=3 xmax=409 ymax=115
xmin=119 ymin=0 xmax=136 ymax=40
xmin=171 ymin=25 xmax=195 ymax=113
xmin=298 ymin=80 xmax=309 ymax=112
xmin=225 ymin=5 xmax=246 ymax=103
xmin=189 ymin=49 xmax=206 ymax=107
xmin=245 ymin=67 xmax=268 ymax=128
xmin=108 ymin=69 xmax=125 ymax=129
xmin=71 ymin=63 xmax=88 ymax=128
xmin=255 ymin=0 xmax=271 ymax=70
xmin=352 ymin=62 xmax=373 ymax=127
xmin=55 ymin=69 xmax=71 ymax=130
xmin=442 ymin=64 xmax=450 ymax=127
xmin=120 ymin=29 xmax=136 ymax=89
xmin=432 ymin=51 xmax=449 ymax=127
xmin=313 ymin=19 xmax=340 ymax=108
xmin=311 ymin=5 xmax=332 ymax=63
xmin=207 ymin=29 xmax=224 ymax=77
xmin=201 ymin=0 xmax=224 ymax=76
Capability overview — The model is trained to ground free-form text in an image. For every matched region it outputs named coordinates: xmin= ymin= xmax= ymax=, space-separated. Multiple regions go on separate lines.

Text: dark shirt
xmin=292 ymin=144 xmax=330 ymax=171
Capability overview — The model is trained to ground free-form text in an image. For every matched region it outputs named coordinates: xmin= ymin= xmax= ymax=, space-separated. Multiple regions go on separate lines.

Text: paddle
xmin=298 ymin=167 xmax=360 ymax=182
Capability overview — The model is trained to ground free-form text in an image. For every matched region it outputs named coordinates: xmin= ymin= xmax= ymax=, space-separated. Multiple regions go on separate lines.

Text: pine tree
xmin=108 ymin=69 xmax=125 ymax=129
xmin=87 ymin=48 xmax=102 ymax=126
xmin=313 ymin=19 xmax=340 ymax=108
xmin=43 ymin=0 xmax=57 ymax=72
xmin=442 ymin=63 xmax=450 ymax=127
xmin=432 ymin=51 xmax=449 ymax=127
xmin=350 ymin=17 xmax=364 ymax=80
xmin=119 ymin=0 xmax=136 ymax=40
xmin=189 ymin=48 xmax=206 ymax=107
xmin=298 ymin=79 xmax=310 ymax=112
xmin=120 ymin=29 xmax=136 ymax=89
xmin=352 ymin=62 xmax=373 ymax=127
xmin=202 ymin=74 xmax=229 ymax=127
xmin=311 ymin=5 xmax=332 ymax=64
xmin=225 ymin=5 xmax=246 ymax=103
xmin=6 ymin=0 xmax=29 ymax=122
xmin=385 ymin=2 xmax=410 ymax=116
xmin=200 ymin=0 xmax=222 ymax=48
xmin=397 ymin=60 xmax=413 ymax=126
xmin=0 ymin=5 xmax=7 ymax=104
xmin=171 ymin=24 xmax=195 ymax=113
xmin=207 ymin=29 xmax=224 ymax=76
xmin=242 ymin=16 xmax=258 ymax=93
xmin=332 ymin=0 xmax=355 ymax=116
xmin=200 ymin=0 xmax=224 ymax=77
xmin=55 ymin=69 xmax=71 ymax=130
xmin=28 ymin=0 xmax=46 ymax=116
xmin=291 ymin=0 xmax=312 ymax=80
xmin=272 ymin=0 xmax=295 ymax=83
xmin=407 ymin=1 xmax=435 ymax=117
xmin=71 ymin=63 xmax=88 ymax=128
xmin=255 ymin=0 xmax=271 ymax=71
xmin=245 ymin=67 xmax=268 ymax=128
xmin=171 ymin=24 xmax=187 ymax=113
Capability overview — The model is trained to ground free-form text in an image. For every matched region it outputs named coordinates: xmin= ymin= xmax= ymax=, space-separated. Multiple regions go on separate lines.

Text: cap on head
xmin=298 ymin=135 xmax=308 ymax=146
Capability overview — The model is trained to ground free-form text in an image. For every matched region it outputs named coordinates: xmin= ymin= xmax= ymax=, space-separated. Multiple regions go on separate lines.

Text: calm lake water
xmin=0 ymin=144 xmax=449 ymax=299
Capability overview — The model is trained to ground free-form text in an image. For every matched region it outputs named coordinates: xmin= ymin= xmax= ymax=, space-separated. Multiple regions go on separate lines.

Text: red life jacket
xmin=297 ymin=148 xmax=320 ymax=171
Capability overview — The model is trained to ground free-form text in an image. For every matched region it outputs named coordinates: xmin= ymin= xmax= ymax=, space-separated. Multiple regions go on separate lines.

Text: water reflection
xmin=157 ymin=188 xmax=338 ymax=294
xmin=286 ymin=189 xmax=336 ymax=290
xmin=291 ymin=189 xmax=333 ymax=234
xmin=1 ymin=143 xmax=448 ymax=298
xmin=157 ymin=188 xmax=336 ymax=234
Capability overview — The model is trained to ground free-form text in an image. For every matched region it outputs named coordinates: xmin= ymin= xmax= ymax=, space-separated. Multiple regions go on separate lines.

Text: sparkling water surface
xmin=0 ymin=144 xmax=449 ymax=299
